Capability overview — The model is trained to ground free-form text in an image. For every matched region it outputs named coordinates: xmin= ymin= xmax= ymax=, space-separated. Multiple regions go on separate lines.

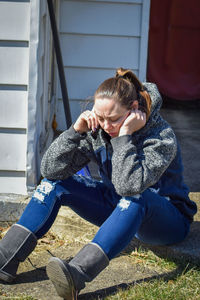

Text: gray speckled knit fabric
xmin=40 ymin=83 xmax=177 ymax=196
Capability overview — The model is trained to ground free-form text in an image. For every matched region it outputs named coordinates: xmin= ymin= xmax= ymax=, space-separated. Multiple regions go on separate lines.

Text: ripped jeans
xmin=17 ymin=175 xmax=190 ymax=260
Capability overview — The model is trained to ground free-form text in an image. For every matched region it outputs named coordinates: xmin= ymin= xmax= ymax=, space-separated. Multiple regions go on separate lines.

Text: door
xmin=147 ymin=0 xmax=200 ymax=100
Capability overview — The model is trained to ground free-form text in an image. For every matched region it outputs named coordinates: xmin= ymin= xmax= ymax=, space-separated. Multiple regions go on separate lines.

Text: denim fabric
xmin=17 ymin=176 xmax=190 ymax=260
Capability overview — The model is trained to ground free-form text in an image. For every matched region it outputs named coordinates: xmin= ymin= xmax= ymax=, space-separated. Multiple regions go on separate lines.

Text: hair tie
xmin=117 ymin=75 xmax=124 ymax=80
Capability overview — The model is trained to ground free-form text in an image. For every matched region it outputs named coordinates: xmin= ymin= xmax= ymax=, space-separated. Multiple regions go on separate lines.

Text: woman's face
xmin=94 ymin=97 xmax=130 ymax=138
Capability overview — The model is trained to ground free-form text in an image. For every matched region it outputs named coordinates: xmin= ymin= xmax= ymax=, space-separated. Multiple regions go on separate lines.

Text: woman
xmin=0 ymin=68 xmax=197 ymax=299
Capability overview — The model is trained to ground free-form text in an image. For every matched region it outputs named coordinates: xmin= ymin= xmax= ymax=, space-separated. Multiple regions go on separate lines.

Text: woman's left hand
xmin=119 ymin=109 xmax=146 ymax=136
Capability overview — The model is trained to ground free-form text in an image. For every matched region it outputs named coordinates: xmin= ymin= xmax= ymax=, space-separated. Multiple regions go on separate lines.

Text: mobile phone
xmin=91 ymin=126 xmax=100 ymax=139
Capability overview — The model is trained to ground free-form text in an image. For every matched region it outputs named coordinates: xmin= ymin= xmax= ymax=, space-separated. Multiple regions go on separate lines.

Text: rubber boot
xmin=0 ymin=224 xmax=37 ymax=282
xmin=46 ymin=242 xmax=109 ymax=300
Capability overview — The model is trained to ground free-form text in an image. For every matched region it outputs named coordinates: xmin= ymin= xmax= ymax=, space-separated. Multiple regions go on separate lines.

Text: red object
xmin=147 ymin=0 xmax=200 ymax=100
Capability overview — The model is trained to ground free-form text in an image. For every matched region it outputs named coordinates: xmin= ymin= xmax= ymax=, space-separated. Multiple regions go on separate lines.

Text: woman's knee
xmin=140 ymin=188 xmax=166 ymax=209
xmin=32 ymin=178 xmax=62 ymax=203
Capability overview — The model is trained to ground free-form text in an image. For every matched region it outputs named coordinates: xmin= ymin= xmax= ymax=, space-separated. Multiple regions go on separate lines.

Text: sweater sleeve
xmin=110 ymin=122 xmax=177 ymax=196
xmin=40 ymin=126 xmax=92 ymax=180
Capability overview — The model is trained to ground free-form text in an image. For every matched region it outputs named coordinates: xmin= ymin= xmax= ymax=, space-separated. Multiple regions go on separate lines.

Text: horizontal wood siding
xmin=0 ymin=47 xmax=29 ymax=85
xmin=0 ymin=1 xmax=30 ymax=194
xmin=0 ymin=91 xmax=27 ymax=128
xmin=0 ymin=2 xmax=30 ymax=40
xmin=57 ymin=0 xmax=149 ymax=130
xmin=60 ymin=1 xmax=141 ymax=36
xmin=0 ymin=132 xmax=27 ymax=171
xmin=60 ymin=35 xmax=139 ymax=69
xmin=0 ymin=171 xmax=26 ymax=194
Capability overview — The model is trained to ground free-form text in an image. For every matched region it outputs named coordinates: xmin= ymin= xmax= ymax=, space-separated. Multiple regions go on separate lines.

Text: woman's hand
xmin=73 ymin=110 xmax=99 ymax=134
xmin=119 ymin=109 xmax=146 ymax=136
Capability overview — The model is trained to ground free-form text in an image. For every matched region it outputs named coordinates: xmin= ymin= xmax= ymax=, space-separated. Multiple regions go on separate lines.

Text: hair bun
xmin=116 ymin=68 xmax=144 ymax=92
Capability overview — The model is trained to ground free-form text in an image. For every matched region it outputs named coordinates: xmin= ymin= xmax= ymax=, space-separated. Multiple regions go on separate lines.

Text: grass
xmin=103 ymin=247 xmax=200 ymax=300
xmin=125 ymin=246 xmax=177 ymax=271
xmin=103 ymin=271 xmax=199 ymax=299
xmin=103 ymin=267 xmax=200 ymax=300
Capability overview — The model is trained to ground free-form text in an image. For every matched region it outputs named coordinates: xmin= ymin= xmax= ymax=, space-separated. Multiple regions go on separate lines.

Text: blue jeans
xmin=17 ymin=175 xmax=190 ymax=260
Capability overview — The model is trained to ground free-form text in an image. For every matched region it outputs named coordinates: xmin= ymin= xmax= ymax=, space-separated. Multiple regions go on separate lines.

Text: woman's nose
xmin=103 ymin=120 xmax=112 ymax=130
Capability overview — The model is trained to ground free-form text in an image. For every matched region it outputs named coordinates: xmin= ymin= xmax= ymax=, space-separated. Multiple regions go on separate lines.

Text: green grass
xmin=104 ymin=247 xmax=200 ymax=300
xmin=104 ymin=268 xmax=200 ymax=300
xmin=126 ymin=246 xmax=177 ymax=271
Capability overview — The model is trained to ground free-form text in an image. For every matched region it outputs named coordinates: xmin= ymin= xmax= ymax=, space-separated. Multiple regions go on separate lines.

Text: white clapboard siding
xmin=0 ymin=91 xmax=27 ymax=128
xmin=61 ymin=35 xmax=139 ymax=69
xmin=72 ymin=0 xmax=143 ymax=3
xmin=0 ymin=47 xmax=29 ymax=85
xmin=0 ymin=1 xmax=30 ymax=194
xmin=0 ymin=2 xmax=30 ymax=41
xmin=57 ymin=0 xmax=150 ymax=130
xmin=0 ymin=1 xmax=55 ymax=194
xmin=0 ymin=172 xmax=27 ymax=195
xmin=0 ymin=133 xmax=27 ymax=171
xmin=57 ymin=98 xmax=96 ymax=130
xmin=60 ymin=1 xmax=141 ymax=36
xmin=58 ymin=68 xmax=133 ymax=100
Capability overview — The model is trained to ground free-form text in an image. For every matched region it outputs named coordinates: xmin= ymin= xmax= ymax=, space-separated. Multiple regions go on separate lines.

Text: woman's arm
xmin=40 ymin=126 xmax=92 ymax=180
xmin=110 ymin=120 xmax=177 ymax=196
xmin=41 ymin=109 xmax=98 ymax=180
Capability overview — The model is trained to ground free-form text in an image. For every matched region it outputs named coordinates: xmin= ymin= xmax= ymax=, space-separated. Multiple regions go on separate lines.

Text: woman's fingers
xmin=82 ymin=110 xmax=98 ymax=132
xmin=142 ymin=112 xmax=146 ymax=122
xmin=131 ymin=109 xmax=146 ymax=121
xmin=120 ymin=109 xmax=146 ymax=135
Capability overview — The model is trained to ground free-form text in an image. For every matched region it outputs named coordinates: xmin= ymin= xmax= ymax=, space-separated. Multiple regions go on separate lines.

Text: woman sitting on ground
xmin=0 ymin=68 xmax=197 ymax=300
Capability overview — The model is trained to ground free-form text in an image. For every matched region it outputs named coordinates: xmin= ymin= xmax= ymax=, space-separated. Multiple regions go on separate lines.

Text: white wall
xmin=0 ymin=1 xmax=30 ymax=194
xmin=56 ymin=0 xmax=150 ymax=130
xmin=0 ymin=1 xmax=55 ymax=194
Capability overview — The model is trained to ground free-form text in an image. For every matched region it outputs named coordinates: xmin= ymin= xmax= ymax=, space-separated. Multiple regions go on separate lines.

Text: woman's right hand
xmin=73 ymin=110 xmax=99 ymax=134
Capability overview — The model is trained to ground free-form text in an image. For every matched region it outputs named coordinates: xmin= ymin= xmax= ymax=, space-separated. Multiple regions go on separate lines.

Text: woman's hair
xmin=94 ymin=68 xmax=152 ymax=120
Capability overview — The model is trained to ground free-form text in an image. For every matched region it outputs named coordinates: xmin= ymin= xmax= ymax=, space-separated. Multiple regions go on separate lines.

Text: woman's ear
xmin=131 ymin=100 xmax=139 ymax=110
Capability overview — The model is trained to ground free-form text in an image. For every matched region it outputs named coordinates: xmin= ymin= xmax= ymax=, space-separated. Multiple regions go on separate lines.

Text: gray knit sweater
xmin=41 ymin=83 xmax=177 ymax=197
xmin=40 ymin=82 xmax=198 ymax=222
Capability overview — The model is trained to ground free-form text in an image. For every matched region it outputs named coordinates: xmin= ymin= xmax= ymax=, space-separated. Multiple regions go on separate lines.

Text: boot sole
xmin=46 ymin=257 xmax=75 ymax=300
xmin=0 ymin=269 xmax=15 ymax=283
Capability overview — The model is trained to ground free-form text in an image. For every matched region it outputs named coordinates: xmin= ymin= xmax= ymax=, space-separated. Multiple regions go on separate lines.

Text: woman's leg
xmin=0 ymin=175 xmax=113 ymax=283
xmin=0 ymin=178 xmax=62 ymax=282
xmin=59 ymin=175 xmax=116 ymax=226
xmin=92 ymin=189 xmax=190 ymax=260
xmin=46 ymin=188 xmax=190 ymax=298
xmin=48 ymin=193 xmax=147 ymax=297
xmin=17 ymin=175 xmax=115 ymax=239
xmin=92 ymin=194 xmax=146 ymax=259
xmin=17 ymin=178 xmax=63 ymax=239
xmin=135 ymin=189 xmax=190 ymax=245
